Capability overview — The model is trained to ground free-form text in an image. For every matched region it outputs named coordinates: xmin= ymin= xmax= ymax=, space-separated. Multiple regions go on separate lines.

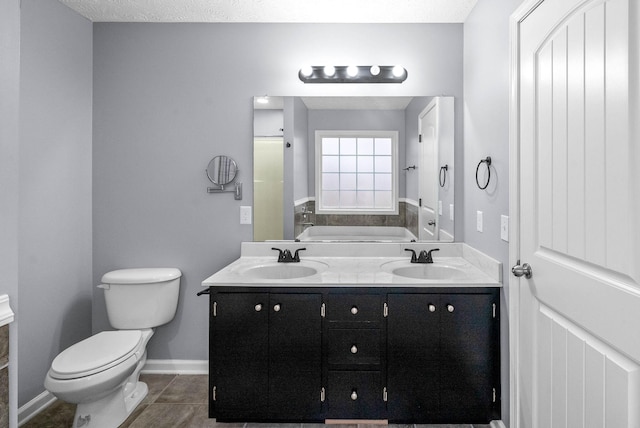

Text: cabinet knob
xmin=351 ymin=390 xmax=358 ymax=400
xmin=447 ymin=304 xmax=455 ymax=313
xmin=254 ymin=304 xmax=263 ymax=312
xmin=350 ymin=345 xmax=358 ymax=354
xmin=428 ymin=304 xmax=436 ymax=313
xmin=351 ymin=306 xmax=358 ymax=315
xmin=273 ymin=304 xmax=281 ymax=312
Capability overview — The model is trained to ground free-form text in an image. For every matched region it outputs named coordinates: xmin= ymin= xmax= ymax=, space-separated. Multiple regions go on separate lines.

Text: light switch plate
xmin=240 ymin=206 xmax=252 ymax=225
xmin=438 ymin=200 xmax=443 ymax=216
xmin=449 ymin=204 xmax=454 ymax=221
xmin=501 ymin=215 xmax=509 ymax=241
xmin=477 ymin=210 xmax=483 ymax=232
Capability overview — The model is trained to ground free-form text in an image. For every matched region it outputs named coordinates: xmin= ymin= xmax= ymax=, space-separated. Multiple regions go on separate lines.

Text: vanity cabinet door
xmin=386 ymin=291 xmax=500 ymax=424
xmin=213 ymin=292 xmax=269 ymax=418
xmin=386 ymin=293 xmax=440 ymax=422
xmin=439 ymin=293 xmax=499 ymax=423
xmin=268 ymin=293 xmax=323 ymax=420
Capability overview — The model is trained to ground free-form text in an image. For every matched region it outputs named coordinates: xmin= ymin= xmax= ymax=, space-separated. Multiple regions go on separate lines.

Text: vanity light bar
xmin=298 ymin=65 xmax=407 ymax=83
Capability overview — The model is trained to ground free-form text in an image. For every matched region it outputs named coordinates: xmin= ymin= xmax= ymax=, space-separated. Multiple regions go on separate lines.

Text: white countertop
xmin=202 ymin=242 xmax=501 ymax=288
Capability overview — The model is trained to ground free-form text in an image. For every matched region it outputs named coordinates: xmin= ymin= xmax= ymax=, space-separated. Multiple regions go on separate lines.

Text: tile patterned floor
xmin=23 ymin=374 xmax=491 ymax=428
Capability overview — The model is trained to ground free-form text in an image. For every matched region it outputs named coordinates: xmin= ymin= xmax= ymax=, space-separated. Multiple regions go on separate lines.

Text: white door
xmin=418 ymin=100 xmax=439 ymax=240
xmin=511 ymin=0 xmax=640 ymax=427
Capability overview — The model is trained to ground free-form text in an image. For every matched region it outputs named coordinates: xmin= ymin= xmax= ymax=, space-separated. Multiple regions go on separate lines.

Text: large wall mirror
xmin=253 ymin=96 xmax=455 ymax=242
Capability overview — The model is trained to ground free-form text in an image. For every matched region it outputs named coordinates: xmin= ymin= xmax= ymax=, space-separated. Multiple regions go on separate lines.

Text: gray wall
xmin=18 ymin=0 xmax=93 ymax=406
xmin=93 ymin=23 xmax=463 ymax=359
xmin=463 ymin=0 xmax=524 ymax=425
xmin=0 ymin=0 xmax=20 ymax=424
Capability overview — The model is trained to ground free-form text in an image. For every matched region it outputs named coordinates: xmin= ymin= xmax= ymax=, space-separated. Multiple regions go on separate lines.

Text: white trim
xmin=490 ymin=420 xmax=507 ymax=428
xmin=401 ymin=197 xmax=419 ymax=207
xmin=18 ymin=390 xmax=57 ymax=426
xmin=141 ymin=359 xmax=208 ymax=375
xmin=0 ymin=294 xmax=14 ymax=327
xmin=294 ymin=196 xmax=314 ymax=207
xmin=508 ymin=1 xmax=544 ymax=428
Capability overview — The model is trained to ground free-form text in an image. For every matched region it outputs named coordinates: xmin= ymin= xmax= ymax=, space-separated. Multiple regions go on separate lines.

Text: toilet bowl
xmin=44 ymin=268 xmax=181 ymax=428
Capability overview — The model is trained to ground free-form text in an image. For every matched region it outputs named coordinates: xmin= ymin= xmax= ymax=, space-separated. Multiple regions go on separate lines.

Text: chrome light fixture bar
xmin=298 ymin=65 xmax=407 ymax=83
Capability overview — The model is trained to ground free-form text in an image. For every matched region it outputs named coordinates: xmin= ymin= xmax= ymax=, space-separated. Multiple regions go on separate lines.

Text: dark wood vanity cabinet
xmin=209 ymin=287 xmax=500 ymax=424
xmin=211 ymin=292 xmax=322 ymax=421
xmin=387 ymin=292 xmax=500 ymax=423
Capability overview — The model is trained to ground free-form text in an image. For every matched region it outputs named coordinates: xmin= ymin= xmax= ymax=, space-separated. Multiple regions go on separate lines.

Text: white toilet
xmin=45 ymin=268 xmax=182 ymax=428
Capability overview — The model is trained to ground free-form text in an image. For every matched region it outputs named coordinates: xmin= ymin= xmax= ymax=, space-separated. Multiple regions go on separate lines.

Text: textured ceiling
xmin=58 ymin=0 xmax=477 ymax=23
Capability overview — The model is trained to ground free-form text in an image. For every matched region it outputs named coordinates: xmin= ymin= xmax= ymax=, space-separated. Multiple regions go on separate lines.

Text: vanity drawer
xmin=328 ymin=329 xmax=381 ymax=367
xmin=327 ymin=371 xmax=385 ymax=419
xmin=326 ymin=294 xmax=382 ymax=328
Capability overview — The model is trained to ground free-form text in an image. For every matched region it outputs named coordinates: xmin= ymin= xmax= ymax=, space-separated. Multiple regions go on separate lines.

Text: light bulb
xmin=347 ymin=65 xmax=359 ymax=77
xmin=323 ymin=65 xmax=336 ymax=76
xmin=392 ymin=65 xmax=405 ymax=77
xmin=300 ymin=66 xmax=313 ymax=77
xmin=370 ymin=65 xmax=381 ymax=76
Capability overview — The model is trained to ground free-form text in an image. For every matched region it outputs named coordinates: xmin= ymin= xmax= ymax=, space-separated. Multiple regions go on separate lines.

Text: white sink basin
xmin=381 ymin=261 xmax=468 ymax=280
xmin=240 ymin=261 xmax=328 ymax=280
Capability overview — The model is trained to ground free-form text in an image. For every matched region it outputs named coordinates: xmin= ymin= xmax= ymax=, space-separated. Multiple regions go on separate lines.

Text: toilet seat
xmin=49 ymin=330 xmax=143 ymax=380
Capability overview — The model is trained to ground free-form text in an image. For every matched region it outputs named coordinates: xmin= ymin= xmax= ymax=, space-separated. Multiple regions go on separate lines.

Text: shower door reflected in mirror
xmin=253 ymin=96 xmax=455 ymax=242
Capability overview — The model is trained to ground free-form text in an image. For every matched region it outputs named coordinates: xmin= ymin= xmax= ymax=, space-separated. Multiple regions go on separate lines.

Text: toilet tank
xmin=100 ymin=268 xmax=182 ymax=329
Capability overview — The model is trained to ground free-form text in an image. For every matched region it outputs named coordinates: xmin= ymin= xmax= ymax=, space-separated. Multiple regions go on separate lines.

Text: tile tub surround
xmin=202 ymin=242 xmax=501 ymax=287
xmin=294 ymin=201 xmax=419 ymax=239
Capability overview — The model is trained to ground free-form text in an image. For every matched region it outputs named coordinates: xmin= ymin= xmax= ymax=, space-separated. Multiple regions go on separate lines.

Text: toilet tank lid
xmin=101 ymin=268 xmax=182 ymax=284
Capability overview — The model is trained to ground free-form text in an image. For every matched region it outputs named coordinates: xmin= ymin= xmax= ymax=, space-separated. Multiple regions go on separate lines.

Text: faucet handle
xmin=405 ymin=248 xmax=418 ymax=263
xmin=426 ymin=248 xmax=440 ymax=263
xmin=293 ymin=248 xmax=306 ymax=262
xmin=272 ymin=247 xmax=286 ymax=262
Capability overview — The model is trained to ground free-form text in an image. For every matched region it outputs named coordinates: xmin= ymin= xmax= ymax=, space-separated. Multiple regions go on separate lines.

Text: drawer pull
xmin=351 ymin=390 xmax=358 ymax=401
xmin=447 ymin=304 xmax=455 ymax=313
xmin=255 ymin=303 xmax=263 ymax=312
xmin=273 ymin=304 xmax=281 ymax=312
xmin=350 ymin=345 xmax=358 ymax=354
xmin=351 ymin=306 xmax=358 ymax=315
xmin=428 ymin=304 xmax=436 ymax=313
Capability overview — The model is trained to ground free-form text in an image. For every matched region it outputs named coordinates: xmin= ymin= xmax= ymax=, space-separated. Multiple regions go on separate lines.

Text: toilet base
xmin=71 ymin=381 xmax=148 ymax=428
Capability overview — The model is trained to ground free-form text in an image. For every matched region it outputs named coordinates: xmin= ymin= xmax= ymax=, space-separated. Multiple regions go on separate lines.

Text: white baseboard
xmin=18 ymin=360 xmax=208 ymax=426
xmin=141 ymin=359 xmax=208 ymax=375
xmin=18 ymin=390 xmax=57 ymax=426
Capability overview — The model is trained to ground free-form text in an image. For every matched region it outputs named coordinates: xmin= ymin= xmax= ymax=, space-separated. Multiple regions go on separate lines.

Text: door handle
xmin=428 ymin=220 xmax=436 ymax=226
xmin=511 ymin=261 xmax=532 ymax=278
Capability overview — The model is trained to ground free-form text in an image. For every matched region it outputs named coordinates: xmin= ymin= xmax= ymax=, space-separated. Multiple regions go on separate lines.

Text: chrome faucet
xmin=405 ymin=248 xmax=440 ymax=264
xmin=272 ymin=247 xmax=306 ymax=263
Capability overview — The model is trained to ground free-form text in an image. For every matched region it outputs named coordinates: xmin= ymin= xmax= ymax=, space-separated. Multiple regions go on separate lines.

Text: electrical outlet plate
xmin=477 ymin=211 xmax=483 ymax=232
xmin=240 ymin=206 xmax=252 ymax=224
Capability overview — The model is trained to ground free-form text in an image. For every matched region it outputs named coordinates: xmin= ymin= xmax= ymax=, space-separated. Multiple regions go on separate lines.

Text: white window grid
xmin=315 ymin=130 xmax=399 ymax=214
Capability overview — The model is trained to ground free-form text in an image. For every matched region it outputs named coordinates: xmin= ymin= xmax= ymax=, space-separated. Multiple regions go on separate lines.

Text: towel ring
xmin=439 ymin=165 xmax=448 ymax=187
xmin=475 ymin=156 xmax=492 ymax=190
